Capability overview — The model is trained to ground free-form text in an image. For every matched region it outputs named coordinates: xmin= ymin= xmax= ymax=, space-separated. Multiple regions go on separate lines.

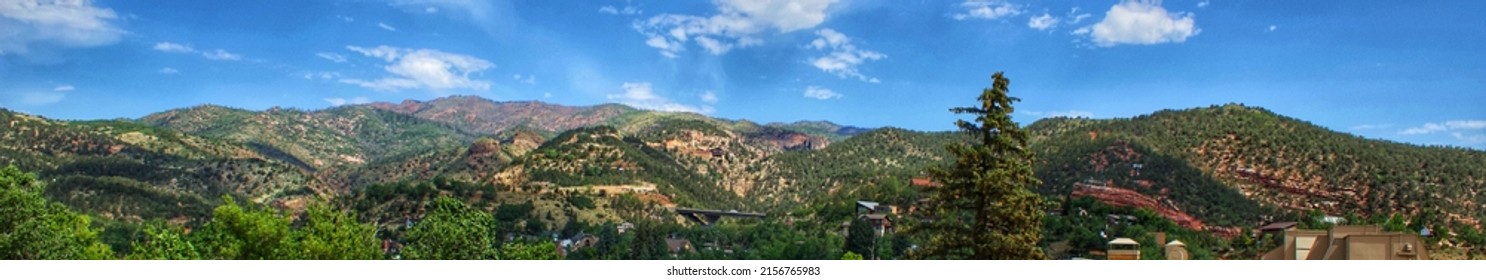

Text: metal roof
xmin=1109 ymin=238 xmax=1139 ymax=245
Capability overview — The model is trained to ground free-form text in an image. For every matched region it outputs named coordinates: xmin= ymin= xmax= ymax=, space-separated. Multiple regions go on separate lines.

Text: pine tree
xmin=912 ymin=72 xmax=1047 ymax=260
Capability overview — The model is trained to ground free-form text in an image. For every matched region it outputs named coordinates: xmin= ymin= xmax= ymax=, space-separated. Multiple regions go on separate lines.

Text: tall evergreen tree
xmin=912 ymin=72 xmax=1046 ymax=260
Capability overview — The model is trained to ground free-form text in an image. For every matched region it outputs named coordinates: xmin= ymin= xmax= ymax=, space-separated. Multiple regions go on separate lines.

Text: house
xmin=859 ymin=214 xmax=892 ymax=236
xmin=1258 ymin=221 xmax=1299 ymax=233
xmin=666 ymin=235 xmax=694 ymax=257
xmin=709 ymin=147 xmax=725 ymax=158
xmin=910 ymin=177 xmax=940 ymax=188
xmin=1107 ymin=238 xmax=1140 ymax=260
xmin=1261 ymin=225 xmax=1429 ymax=260
xmin=618 ymin=222 xmax=635 ymax=234
xmin=856 ymin=201 xmax=880 ymax=214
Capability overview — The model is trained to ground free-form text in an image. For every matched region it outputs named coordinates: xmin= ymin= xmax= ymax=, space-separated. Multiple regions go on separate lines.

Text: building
xmin=617 ymin=222 xmax=635 ymax=235
xmin=1261 ymin=225 xmax=1429 ymax=260
xmin=665 ymin=235 xmax=694 ymax=257
xmin=859 ymin=214 xmax=892 ymax=236
xmin=1165 ymin=240 xmax=1189 ymax=260
xmin=1108 ymin=238 xmax=1140 ymax=260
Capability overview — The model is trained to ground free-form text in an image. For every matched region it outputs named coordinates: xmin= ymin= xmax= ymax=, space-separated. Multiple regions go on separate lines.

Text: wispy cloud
xmin=952 ymin=0 xmax=1023 ymax=21
xmin=1267 ymin=25 xmax=1277 ymax=32
xmin=512 ymin=74 xmax=536 ymax=85
xmin=803 ymin=86 xmax=841 ymax=100
xmin=201 ymin=49 xmax=242 ymax=61
xmin=377 ymin=22 xmax=397 ymax=31
xmin=316 ymin=52 xmax=347 ymax=63
xmin=53 ymin=85 xmax=75 ymax=92
xmin=1400 ymin=120 xmax=1486 ymax=135
xmin=1197 ymin=0 xmax=1210 ymax=8
xmin=1028 ymin=13 xmax=1058 ymax=30
xmin=336 ymin=15 xmax=355 ymax=22
xmin=808 ymin=29 xmax=885 ymax=83
xmin=1075 ymin=0 xmax=1199 ymax=47
xmin=700 ymin=91 xmax=718 ymax=104
xmin=0 ymin=0 xmax=124 ymax=55
xmin=598 ymin=5 xmax=641 ymax=15
xmin=159 ymin=67 xmax=179 ymax=74
xmin=340 ymin=45 xmax=495 ymax=92
xmin=606 ymin=82 xmax=713 ymax=113
xmin=324 ymin=96 xmax=371 ymax=106
xmin=153 ymin=42 xmax=195 ymax=53
xmin=1349 ymin=124 xmax=1391 ymax=131
xmin=633 ymin=0 xmax=839 ymax=57
xmin=302 ymin=71 xmax=340 ymax=80
xmin=154 ymin=41 xmax=244 ymax=61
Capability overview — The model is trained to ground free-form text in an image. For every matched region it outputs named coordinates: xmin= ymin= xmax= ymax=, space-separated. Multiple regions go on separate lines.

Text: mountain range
xmin=3 ymin=96 xmax=1483 ymax=251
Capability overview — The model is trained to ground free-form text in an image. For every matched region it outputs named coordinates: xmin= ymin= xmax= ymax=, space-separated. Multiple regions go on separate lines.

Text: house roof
xmin=1167 ymin=240 xmax=1186 ymax=246
xmin=862 ymin=214 xmax=888 ymax=220
xmin=1259 ymin=221 xmax=1300 ymax=231
xmin=856 ymin=201 xmax=880 ymax=210
xmin=1109 ymin=238 xmax=1139 ymax=245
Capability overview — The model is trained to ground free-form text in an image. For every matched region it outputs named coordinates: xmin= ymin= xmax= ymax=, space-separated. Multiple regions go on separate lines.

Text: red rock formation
xmin=1072 ymin=182 xmax=1206 ymax=230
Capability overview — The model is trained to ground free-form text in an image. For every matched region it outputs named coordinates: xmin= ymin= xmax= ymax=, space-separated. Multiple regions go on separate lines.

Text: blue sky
xmin=1 ymin=0 xmax=1483 ymax=149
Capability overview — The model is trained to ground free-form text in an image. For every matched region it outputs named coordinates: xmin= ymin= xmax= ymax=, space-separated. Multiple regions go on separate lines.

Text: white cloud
xmin=158 ymin=67 xmax=179 ymax=74
xmin=1401 ymin=120 xmax=1486 ymax=135
xmin=606 ymin=82 xmax=712 ymax=113
xmin=153 ymin=42 xmax=194 ymax=53
xmin=201 ymin=49 xmax=242 ymax=61
xmin=952 ymin=0 xmax=1023 ymax=21
xmin=599 ymin=5 xmax=641 ymax=15
xmin=425 ymin=7 xmax=438 ymax=13
xmin=700 ymin=91 xmax=718 ymax=104
xmin=803 ymin=86 xmax=841 ymax=100
xmin=303 ymin=71 xmax=340 ymax=80
xmin=1197 ymin=1 xmax=1210 ymax=8
xmin=0 ymin=0 xmax=124 ymax=55
xmin=316 ymin=52 xmax=347 ymax=63
xmin=378 ymin=22 xmax=397 ymax=31
xmin=53 ymin=85 xmax=74 ymax=92
xmin=1028 ymin=13 xmax=1058 ymax=30
xmin=512 ymin=74 xmax=536 ymax=85
xmin=154 ymin=42 xmax=244 ymax=61
xmin=20 ymin=91 xmax=64 ymax=105
xmin=1267 ymin=25 xmax=1277 ymax=32
xmin=346 ymin=45 xmax=401 ymax=61
xmin=1080 ymin=0 xmax=1199 ymax=47
xmin=324 ymin=96 xmax=371 ymax=106
xmin=339 ymin=45 xmax=495 ymax=92
xmin=1452 ymin=132 xmax=1486 ymax=143
xmin=336 ymin=15 xmax=355 ymax=22
xmin=807 ymin=29 xmax=885 ymax=83
xmin=1068 ymin=7 xmax=1092 ymax=24
xmin=633 ymin=0 xmax=839 ymax=57
xmin=543 ymin=92 xmax=552 ymax=98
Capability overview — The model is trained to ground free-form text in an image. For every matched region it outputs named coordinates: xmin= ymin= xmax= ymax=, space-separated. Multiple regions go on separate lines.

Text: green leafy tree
xmin=193 ymin=196 xmax=293 ymax=259
xmin=402 ymin=197 xmax=499 ymax=260
xmin=501 ymin=241 xmax=559 ymax=260
xmin=290 ymin=202 xmax=380 ymax=260
xmin=844 ymin=219 xmax=875 ymax=258
xmin=912 ymin=72 xmax=1047 ymax=260
xmin=840 ymin=251 xmax=864 ymax=260
xmin=126 ymin=223 xmax=200 ymax=260
xmin=0 ymin=165 xmax=113 ymax=259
